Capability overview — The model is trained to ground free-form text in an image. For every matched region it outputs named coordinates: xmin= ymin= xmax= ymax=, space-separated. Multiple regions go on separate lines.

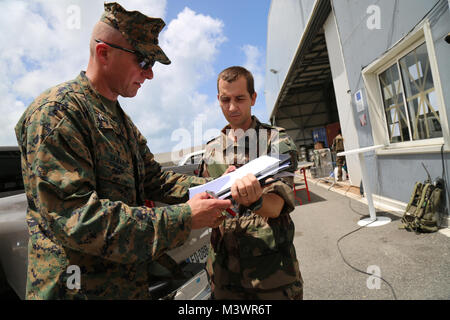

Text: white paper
xmin=189 ymin=155 xmax=286 ymax=199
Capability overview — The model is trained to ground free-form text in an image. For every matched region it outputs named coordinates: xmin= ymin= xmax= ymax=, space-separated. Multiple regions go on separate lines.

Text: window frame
xmin=377 ymin=62 xmax=412 ymax=144
xmin=362 ymin=21 xmax=449 ymax=155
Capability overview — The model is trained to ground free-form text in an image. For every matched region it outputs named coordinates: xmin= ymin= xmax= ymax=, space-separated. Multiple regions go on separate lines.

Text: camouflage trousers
xmin=336 ymin=156 xmax=346 ymax=180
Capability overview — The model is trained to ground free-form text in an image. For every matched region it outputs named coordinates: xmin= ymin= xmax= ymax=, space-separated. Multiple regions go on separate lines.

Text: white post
xmin=338 ymin=145 xmax=391 ymax=227
xmin=358 ymin=152 xmax=376 ymax=221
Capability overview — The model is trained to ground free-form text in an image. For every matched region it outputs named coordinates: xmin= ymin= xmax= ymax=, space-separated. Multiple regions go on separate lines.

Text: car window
xmin=0 ymin=147 xmax=24 ymax=198
xmin=192 ymin=154 xmax=203 ymax=164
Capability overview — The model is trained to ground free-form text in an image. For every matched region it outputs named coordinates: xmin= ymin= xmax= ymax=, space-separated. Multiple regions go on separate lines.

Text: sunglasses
xmin=95 ymin=39 xmax=155 ymax=70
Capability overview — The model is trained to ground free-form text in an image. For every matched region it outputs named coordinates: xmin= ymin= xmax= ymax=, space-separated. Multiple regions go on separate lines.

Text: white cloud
xmin=119 ymin=7 xmax=227 ymax=153
xmin=0 ymin=0 xmax=100 ymax=145
xmin=0 ymin=1 xmax=267 ymax=155
xmin=242 ymin=44 xmax=264 ymax=94
xmin=241 ymin=44 xmax=268 ymax=124
xmin=0 ymin=0 xmax=227 ymax=152
xmin=118 ymin=0 xmax=167 ymax=18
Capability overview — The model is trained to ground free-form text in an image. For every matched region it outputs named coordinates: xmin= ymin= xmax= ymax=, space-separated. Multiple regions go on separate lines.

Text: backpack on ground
xmin=400 ymin=174 xmax=444 ymax=234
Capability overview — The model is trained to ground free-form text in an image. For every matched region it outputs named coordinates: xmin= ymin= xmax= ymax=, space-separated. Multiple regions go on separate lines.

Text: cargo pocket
xmin=96 ymin=157 xmax=135 ymax=202
xmin=237 ymin=214 xmax=299 ymax=290
xmin=208 ymin=227 xmax=239 ymax=290
xmin=95 ymin=116 xmax=135 ymax=201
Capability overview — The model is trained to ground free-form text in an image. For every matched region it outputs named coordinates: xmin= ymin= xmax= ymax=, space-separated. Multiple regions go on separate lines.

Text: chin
xmin=122 ymin=91 xmax=138 ymax=98
xmin=226 ymin=118 xmax=240 ymax=126
xmin=229 ymin=116 xmax=249 ymax=128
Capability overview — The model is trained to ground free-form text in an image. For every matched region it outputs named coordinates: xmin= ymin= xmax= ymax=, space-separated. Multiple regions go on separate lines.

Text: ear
xmin=250 ymin=92 xmax=257 ymax=106
xmin=95 ymin=43 xmax=109 ymax=65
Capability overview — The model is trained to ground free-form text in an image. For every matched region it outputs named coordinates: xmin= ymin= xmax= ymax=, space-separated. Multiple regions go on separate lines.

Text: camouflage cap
xmin=100 ymin=2 xmax=171 ymax=65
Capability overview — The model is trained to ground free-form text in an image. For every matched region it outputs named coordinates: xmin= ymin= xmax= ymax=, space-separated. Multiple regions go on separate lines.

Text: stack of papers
xmin=189 ymin=154 xmax=291 ymax=199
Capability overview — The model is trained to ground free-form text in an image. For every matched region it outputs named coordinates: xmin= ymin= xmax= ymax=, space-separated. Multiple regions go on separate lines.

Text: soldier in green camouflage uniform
xmin=14 ymin=2 xmax=231 ymax=300
xmin=199 ymin=66 xmax=303 ymax=299
xmin=332 ymin=130 xmax=345 ymax=181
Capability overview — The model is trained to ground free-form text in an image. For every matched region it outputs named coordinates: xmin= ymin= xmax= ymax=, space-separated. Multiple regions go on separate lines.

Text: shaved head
xmin=89 ymin=21 xmax=129 ymax=57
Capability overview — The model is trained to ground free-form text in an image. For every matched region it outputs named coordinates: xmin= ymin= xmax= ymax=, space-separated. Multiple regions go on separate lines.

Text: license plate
xmin=186 ymin=245 xmax=209 ymax=263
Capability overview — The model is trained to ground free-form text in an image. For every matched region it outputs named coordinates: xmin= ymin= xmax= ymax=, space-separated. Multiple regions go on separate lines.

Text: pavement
xmin=291 ymin=174 xmax=450 ymax=300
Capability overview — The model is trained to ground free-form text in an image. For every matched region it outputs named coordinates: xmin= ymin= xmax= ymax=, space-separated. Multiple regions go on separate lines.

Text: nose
xmin=142 ymin=67 xmax=153 ymax=80
xmin=229 ymin=100 xmax=238 ymax=112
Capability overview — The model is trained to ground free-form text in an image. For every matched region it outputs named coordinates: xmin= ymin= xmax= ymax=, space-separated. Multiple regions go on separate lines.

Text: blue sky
xmin=0 ymin=0 xmax=271 ymax=156
xmin=165 ymin=1 xmax=270 ymax=72
xmin=165 ymin=1 xmax=271 ymax=119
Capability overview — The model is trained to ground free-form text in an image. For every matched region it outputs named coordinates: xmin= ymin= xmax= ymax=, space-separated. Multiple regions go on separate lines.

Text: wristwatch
xmin=246 ymin=196 xmax=263 ymax=212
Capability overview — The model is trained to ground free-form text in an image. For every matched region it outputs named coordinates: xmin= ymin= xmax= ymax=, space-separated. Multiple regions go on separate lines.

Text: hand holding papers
xmin=186 ymin=192 xmax=231 ymax=229
xmin=205 ymin=190 xmax=237 ymax=217
xmin=189 ymin=154 xmax=292 ymax=200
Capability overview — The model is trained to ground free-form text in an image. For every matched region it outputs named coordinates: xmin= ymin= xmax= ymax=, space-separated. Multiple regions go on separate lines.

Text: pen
xmin=205 ymin=177 xmax=283 ymax=217
xmin=205 ymin=190 xmax=236 ymax=217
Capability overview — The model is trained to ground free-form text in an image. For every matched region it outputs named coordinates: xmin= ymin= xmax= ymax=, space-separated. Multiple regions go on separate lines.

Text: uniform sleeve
xmin=197 ymin=143 xmax=228 ymax=179
xmin=198 ymin=159 xmax=209 ymax=178
xmin=264 ymin=129 xmax=299 ymax=215
xmin=142 ymin=151 xmax=210 ymax=204
xmin=126 ymin=124 xmax=211 ymax=204
xmin=198 ymin=145 xmax=215 ymax=178
xmin=20 ymin=103 xmax=193 ymax=265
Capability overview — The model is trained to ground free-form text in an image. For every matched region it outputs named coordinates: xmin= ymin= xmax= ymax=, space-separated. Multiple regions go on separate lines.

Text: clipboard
xmin=189 ymin=154 xmax=292 ymax=199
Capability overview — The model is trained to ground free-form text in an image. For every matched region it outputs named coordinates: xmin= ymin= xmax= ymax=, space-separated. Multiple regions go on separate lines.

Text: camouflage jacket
xmin=332 ymin=134 xmax=344 ymax=153
xmin=14 ymin=71 xmax=207 ymax=300
xmin=199 ymin=116 xmax=303 ymax=299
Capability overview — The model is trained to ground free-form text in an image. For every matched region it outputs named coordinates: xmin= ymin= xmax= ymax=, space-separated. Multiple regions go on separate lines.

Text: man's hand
xmin=187 ymin=192 xmax=231 ymax=229
xmin=222 ymin=165 xmax=236 ymax=176
xmin=230 ymin=173 xmax=263 ymax=207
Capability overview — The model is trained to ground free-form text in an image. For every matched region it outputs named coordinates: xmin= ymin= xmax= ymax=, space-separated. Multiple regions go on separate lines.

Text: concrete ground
xmin=291 ymin=175 xmax=450 ymax=300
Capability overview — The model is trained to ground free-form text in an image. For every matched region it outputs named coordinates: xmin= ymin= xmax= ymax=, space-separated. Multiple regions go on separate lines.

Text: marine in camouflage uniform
xmin=14 ymin=3 xmax=212 ymax=300
xmin=199 ymin=116 xmax=304 ymax=299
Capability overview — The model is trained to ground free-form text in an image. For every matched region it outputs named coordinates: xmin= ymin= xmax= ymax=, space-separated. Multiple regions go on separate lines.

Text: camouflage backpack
xmin=400 ymin=174 xmax=444 ymax=234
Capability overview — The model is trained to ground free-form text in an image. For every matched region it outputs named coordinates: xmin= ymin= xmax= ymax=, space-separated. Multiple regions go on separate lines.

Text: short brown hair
xmin=217 ymin=66 xmax=255 ymax=96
